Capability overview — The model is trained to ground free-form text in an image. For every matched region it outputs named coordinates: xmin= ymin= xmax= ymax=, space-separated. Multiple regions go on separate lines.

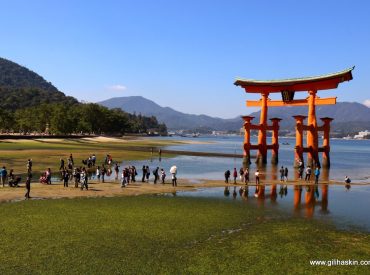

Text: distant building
xmin=354 ymin=130 xmax=370 ymax=139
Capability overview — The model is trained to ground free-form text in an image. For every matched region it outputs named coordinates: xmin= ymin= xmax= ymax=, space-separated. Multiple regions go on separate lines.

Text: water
xmin=173 ymin=184 xmax=370 ymax=232
xmin=118 ymin=135 xmax=370 ymax=182
xmin=112 ymin=135 xmax=370 ymax=231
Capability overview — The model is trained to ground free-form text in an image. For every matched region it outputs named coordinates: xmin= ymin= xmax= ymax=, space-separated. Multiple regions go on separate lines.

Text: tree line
xmin=0 ymin=103 xmax=167 ymax=135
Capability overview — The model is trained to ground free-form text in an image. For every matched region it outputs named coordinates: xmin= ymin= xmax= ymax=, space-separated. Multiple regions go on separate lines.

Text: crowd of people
xmin=0 ymin=152 xmax=352 ymax=200
xmin=224 ymin=159 xmax=331 ymax=187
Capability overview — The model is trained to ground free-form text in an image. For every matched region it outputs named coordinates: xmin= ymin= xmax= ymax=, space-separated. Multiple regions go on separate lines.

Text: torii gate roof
xmin=234 ymin=67 xmax=354 ymax=93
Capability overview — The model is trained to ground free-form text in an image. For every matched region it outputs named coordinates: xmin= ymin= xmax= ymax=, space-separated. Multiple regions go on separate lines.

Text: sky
xmin=0 ymin=0 xmax=369 ymax=118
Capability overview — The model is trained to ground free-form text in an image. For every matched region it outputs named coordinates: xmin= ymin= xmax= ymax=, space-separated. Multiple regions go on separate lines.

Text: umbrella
xmin=170 ymin=165 xmax=177 ymax=174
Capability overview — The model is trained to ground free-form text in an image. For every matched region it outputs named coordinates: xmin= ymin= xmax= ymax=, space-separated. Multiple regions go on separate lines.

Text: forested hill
xmin=0 ymin=58 xmax=167 ymax=135
xmin=0 ymin=57 xmax=77 ymax=110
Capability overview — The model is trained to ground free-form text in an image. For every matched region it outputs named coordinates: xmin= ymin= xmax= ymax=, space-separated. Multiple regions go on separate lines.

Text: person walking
xmin=80 ymin=168 xmax=88 ymax=190
xmin=59 ymin=158 xmax=65 ymax=170
xmin=0 ymin=166 xmax=8 ymax=187
xmin=244 ymin=167 xmax=249 ymax=184
xmin=239 ymin=167 xmax=244 ymax=182
xmin=63 ymin=169 xmax=69 ymax=187
xmin=96 ymin=166 xmax=101 ymax=181
xmin=121 ymin=169 xmax=126 ymax=187
xmin=255 ymin=170 xmax=260 ymax=185
xmin=314 ymin=167 xmax=320 ymax=184
xmin=73 ymin=168 xmax=80 ymax=188
xmin=279 ymin=166 xmax=285 ymax=182
xmin=160 ymin=168 xmax=166 ymax=184
xmin=25 ymin=176 xmax=31 ymax=199
xmin=224 ymin=170 xmax=231 ymax=183
xmin=27 ymin=159 xmax=33 ymax=173
xmin=101 ymin=165 xmax=106 ymax=183
xmin=170 ymin=165 xmax=177 ymax=187
xmin=146 ymin=166 xmax=150 ymax=183
xmin=153 ymin=167 xmax=159 ymax=184
xmin=284 ymin=167 xmax=289 ymax=182
xmin=233 ymin=168 xmax=238 ymax=184
xmin=46 ymin=168 xmax=52 ymax=185
xmin=141 ymin=165 xmax=146 ymax=182
xmin=305 ymin=166 xmax=312 ymax=181
xmin=114 ymin=163 xmax=120 ymax=180
xmin=298 ymin=165 xmax=304 ymax=180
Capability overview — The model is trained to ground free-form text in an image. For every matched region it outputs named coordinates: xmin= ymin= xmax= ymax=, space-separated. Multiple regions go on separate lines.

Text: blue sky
xmin=0 ymin=0 xmax=369 ymax=118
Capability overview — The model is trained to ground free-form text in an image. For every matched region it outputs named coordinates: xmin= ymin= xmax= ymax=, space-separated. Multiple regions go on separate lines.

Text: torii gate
xmin=235 ymin=67 xmax=354 ymax=167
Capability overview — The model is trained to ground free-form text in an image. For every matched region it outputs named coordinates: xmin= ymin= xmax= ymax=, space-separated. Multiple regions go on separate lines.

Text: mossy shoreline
xmin=0 ymin=195 xmax=369 ymax=274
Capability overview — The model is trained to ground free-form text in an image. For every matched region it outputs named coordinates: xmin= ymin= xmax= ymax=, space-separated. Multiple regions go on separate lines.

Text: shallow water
xmin=172 ymin=184 xmax=370 ymax=232
xmin=116 ymin=135 xmax=370 ymax=182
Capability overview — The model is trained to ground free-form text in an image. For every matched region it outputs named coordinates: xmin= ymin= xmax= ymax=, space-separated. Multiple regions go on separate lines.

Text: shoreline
xmin=1 ymin=178 xmax=368 ymax=204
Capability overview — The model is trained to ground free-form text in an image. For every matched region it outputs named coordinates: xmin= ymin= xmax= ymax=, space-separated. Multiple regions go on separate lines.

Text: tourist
xmin=279 ymin=166 xmax=284 ymax=182
xmin=161 ymin=168 xmax=166 ymax=184
xmin=73 ymin=168 xmax=80 ymax=188
xmin=255 ymin=169 xmax=260 ymax=185
xmin=233 ymin=168 xmax=237 ymax=184
xmin=25 ymin=176 xmax=31 ymax=199
xmin=101 ymin=165 xmax=106 ymax=183
xmin=121 ymin=169 xmax=126 ymax=187
xmin=96 ymin=166 xmax=100 ymax=181
xmin=124 ymin=167 xmax=130 ymax=184
xmin=69 ymin=154 xmax=74 ymax=166
xmin=131 ymin=166 xmax=137 ymax=182
xmin=27 ymin=159 xmax=32 ymax=173
xmin=314 ymin=167 xmax=320 ymax=184
xmin=224 ymin=170 xmax=231 ymax=183
xmin=91 ymin=154 xmax=96 ymax=166
xmin=170 ymin=165 xmax=177 ymax=187
xmin=0 ymin=166 xmax=7 ymax=187
xmin=46 ymin=168 xmax=52 ymax=185
xmin=284 ymin=167 xmax=288 ymax=182
xmin=298 ymin=165 xmax=304 ymax=180
xmin=141 ymin=165 xmax=146 ymax=182
xmin=146 ymin=166 xmax=150 ymax=183
xmin=239 ymin=167 xmax=244 ymax=181
xmin=153 ymin=167 xmax=159 ymax=184
xmin=59 ymin=158 xmax=65 ymax=170
xmin=345 ymin=176 xmax=351 ymax=184
xmin=63 ymin=169 xmax=69 ymax=187
xmin=244 ymin=167 xmax=249 ymax=184
xmin=305 ymin=166 xmax=312 ymax=181
xmin=8 ymin=170 xmax=21 ymax=188
xmin=114 ymin=163 xmax=120 ymax=180
xmin=80 ymin=168 xmax=88 ymax=190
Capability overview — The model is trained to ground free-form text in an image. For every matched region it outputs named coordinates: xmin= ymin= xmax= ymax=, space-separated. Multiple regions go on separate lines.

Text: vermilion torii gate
xmin=235 ymin=67 xmax=354 ymax=167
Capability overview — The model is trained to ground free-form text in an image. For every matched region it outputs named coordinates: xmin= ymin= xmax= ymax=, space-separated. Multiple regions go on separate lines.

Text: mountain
xmin=99 ymin=96 xmax=370 ymax=134
xmin=99 ymin=96 xmax=241 ymax=131
xmin=0 ymin=57 xmax=77 ymax=110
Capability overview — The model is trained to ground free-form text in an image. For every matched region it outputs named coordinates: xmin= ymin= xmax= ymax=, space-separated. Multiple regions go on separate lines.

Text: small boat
xmin=282 ymin=142 xmax=290 ymax=145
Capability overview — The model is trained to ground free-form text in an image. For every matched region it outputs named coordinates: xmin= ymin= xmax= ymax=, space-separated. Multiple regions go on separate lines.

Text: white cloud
xmin=363 ymin=99 xmax=370 ymax=108
xmin=107 ymin=84 xmax=127 ymax=91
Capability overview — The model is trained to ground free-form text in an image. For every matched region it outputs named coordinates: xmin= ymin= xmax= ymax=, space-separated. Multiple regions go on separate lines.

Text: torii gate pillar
xmin=321 ymin=117 xmax=334 ymax=168
xmin=242 ymin=116 xmax=254 ymax=165
xmin=270 ymin=118 xmax=282 ymax=165
xmin=256 ymin=92 xmax=269 ymax=165
xmin=293 ymin=115 xmax=307 ymax=167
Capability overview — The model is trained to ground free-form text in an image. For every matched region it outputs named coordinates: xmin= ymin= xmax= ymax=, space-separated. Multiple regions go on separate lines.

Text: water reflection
xmin=222 ymin=183 xmax=331 ymax=219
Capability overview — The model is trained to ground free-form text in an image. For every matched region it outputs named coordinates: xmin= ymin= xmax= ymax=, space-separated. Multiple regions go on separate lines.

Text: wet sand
xmin=0 ymin=178 xmax=368 ymax=203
